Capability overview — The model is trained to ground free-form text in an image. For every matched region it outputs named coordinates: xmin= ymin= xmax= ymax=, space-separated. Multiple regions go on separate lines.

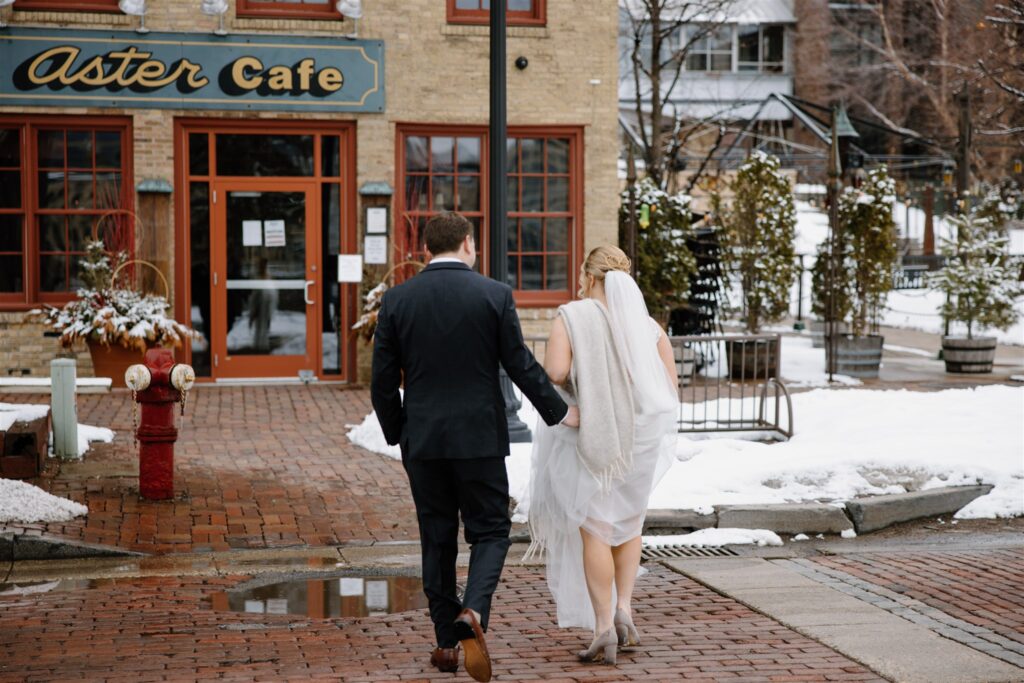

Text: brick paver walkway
xmin=0 ymin=564 xmax=885 ymax=683
xmin=0 ymin=386 xmax=418 ymax=553
xmin=797 ymin=548 xmax=1024 ymax=668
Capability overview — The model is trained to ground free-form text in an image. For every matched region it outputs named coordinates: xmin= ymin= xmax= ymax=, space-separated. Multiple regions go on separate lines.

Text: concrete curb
xmin=0 ymin=532 xmax=141 ymax=562
xmin=845 ymin=485 xmax=994 ymax=534
xmin=644 ymin=485 xmax=995 ymax=537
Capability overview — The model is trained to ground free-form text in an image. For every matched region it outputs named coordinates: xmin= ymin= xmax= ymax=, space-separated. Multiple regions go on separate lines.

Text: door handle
xmin=304 ymin=280 xmax=315 ymax=305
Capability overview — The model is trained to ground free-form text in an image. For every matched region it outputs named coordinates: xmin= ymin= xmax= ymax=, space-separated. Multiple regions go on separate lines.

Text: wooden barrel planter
xmin=825 ymin=334 xmax=884 ymax=379
xmin=809 ymin=320 xmax=848 ymax=348
xmin=673 ymin=344 xmax=696 ymax=387
xmin=942 ymin=336 xmax=997 ymax=373
xmin=87 ymin=342 xmax=149 ymax=388
xmin=725 ymin=337 xmax=779 ymax=381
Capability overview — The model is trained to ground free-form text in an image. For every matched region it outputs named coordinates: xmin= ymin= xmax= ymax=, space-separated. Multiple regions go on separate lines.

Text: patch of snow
xmin=0 ymin=478 xmax=88 ymax=523
xmin=883 ymin=344 xmax=936 ymax=358
xmin=77 ymin=424 xmax=114 ymax=457
xmin=0 ymin=378 xmax=112 ymax=388
xmin=643 ymin=528 xmax=783 ymax=548
xmin=792 ymin=533 xmax=810 ymax=541
xmin=0 ymin=403 xmax=50 ymax=432
xmin=841 ymin=528 xmax=857 ymax=539
xmin=780 ymin=336 xmax=860 ymax=388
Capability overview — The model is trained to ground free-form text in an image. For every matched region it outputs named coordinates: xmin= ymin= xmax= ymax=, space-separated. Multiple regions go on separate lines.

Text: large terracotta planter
xmin=825 ymin=334 xmax=884 ymax=379
xmin=87 ymin=342 xmax=148 ymax=388
xmin=942 ymin=336 xmax=997 ymax=373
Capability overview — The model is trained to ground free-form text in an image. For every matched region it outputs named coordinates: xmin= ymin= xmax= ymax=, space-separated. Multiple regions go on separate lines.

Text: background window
xmin=13 ymin=0 xmax=119 ymax=11
xmin=447 ymin=0 xmax=546 ymax=26
xmin=397 ymin=126 xmax=580 ymax=304
xmin=685 ymin=25 xmax=734 ymax=72
xmin=738 ymin=25 xmax=785 ymax=73
xmin=237 ymin=0 xmax=340 ymax=19
xmin=0 ymin=119 xmax=131 ymax=306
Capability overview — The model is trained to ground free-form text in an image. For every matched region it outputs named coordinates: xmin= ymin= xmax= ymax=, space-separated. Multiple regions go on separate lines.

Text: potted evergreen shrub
xmin=34 ymin=240 xmax=195 ymax=387
xmin=930 ymin=212 xmax=1023 ymax=373
xmin=712 ymin=151 xmax=797 ymax=379
xmin=824 ymin=166 xmax=899 ymax=379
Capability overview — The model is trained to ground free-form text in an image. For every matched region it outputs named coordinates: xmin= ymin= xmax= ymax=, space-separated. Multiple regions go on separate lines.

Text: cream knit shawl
xmin=559 ymin=299 xmax=635 ymax=491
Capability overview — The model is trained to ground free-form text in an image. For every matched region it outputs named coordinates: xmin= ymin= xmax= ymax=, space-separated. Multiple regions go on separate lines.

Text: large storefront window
xmin=447 ymin=0 xmax=546 ymax=26
xmin=237 ymin=0 xmax=340 ymax=19
xmin=0 ymin=117 xmax=132 ymax=307
xmin=397 ymin=125 xmax=581 ymax=305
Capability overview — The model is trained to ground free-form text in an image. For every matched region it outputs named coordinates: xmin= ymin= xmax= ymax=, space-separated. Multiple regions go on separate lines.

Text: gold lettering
xmin=296 ymin=58 xmax=315 ymax=91
xmin=180 ymin=60 xmax=209 ymax=89
xmin=70 ymin=56 xmax=110 ymax=87
xmin=107 ymin=47 xmax=150 ymax=86
xmin=232 ymin=56 xmax=264 ymax=90
xmin=318 ymin=67 xmax=343 ymax=92
xmin=267 ymin=65 xmax=293 ymax=91
xmin=27 ymin=46 xmax=81 ymax=86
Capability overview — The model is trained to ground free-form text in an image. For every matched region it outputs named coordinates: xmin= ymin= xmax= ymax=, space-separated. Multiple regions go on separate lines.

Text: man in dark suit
xmin=371 ymin=212 xmax=577 ymax=682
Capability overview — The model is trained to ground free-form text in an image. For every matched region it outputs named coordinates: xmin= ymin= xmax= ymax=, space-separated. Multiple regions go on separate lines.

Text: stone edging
xmin=645 ymin=485 xmax=995 ymax=536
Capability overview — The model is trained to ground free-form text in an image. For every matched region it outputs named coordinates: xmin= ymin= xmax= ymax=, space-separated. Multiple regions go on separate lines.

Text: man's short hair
xmin=424 ymin=212 xmax=473 ymax=255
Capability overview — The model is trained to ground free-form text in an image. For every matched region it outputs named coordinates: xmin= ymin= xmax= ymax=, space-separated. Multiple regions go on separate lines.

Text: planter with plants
xmin=34 ymin=240 xmax=195 ymax=387
xmin=712 ymin=151 xmax=797 ymax=379
xmin=820 ymin=166 xmax=899 ymax=379
xmin=929 ymin=211 xmax=1023 ymax=373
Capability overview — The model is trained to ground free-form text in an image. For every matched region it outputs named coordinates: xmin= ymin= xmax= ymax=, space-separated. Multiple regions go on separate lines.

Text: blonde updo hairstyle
xmin=578 ymin=245 xmax=631 ymax=298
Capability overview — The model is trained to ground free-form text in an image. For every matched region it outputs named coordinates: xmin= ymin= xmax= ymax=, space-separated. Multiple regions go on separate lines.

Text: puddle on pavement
xmin=209 ymin=575 xmax=428 ymax=618
xmin=0 ymin=578 xmax=112 ymax=597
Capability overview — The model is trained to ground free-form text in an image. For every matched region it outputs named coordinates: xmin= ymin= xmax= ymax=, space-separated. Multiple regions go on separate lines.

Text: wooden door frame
xmin=210 ymin=178 xmax=321 ymax=379
xmin=172 ymin=118 xmax=358 ymax=382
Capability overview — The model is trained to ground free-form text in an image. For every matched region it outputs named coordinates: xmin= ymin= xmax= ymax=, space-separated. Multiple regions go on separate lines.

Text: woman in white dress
xmin=526 ymin=245 xmax=679 ymax=665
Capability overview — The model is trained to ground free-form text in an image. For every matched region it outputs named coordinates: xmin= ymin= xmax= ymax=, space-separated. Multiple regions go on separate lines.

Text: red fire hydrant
xmin=124 ymin=348 xmax=195 ymax=500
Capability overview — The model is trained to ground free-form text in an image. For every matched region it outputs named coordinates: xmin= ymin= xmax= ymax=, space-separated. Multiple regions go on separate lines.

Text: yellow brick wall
xmin=2 ymin=0 xmax=619 ymax=380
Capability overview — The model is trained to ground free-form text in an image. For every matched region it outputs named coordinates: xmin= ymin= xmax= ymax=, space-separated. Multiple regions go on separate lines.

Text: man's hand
xmin=562 ymin=405 xmax=580 ymax=428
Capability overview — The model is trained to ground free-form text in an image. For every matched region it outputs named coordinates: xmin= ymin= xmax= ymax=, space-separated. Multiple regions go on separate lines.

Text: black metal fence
xmin=523 ymin=333 xmax=793 ymax=440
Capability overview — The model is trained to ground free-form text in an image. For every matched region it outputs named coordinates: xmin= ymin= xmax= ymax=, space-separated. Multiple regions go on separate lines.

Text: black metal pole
xmin=490 ymin=0 xmax=530 ymax=442
xmin=826 ymin=106 xmax=842 ymax=383
xmin=626 ymin=143 xmax=638 ymax=280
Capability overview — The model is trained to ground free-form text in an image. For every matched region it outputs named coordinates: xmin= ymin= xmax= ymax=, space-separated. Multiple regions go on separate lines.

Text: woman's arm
xmin=544 ymin=316 xmax=573 ymax=386
xmin=655 ymin=322 xmax=678 ymax=390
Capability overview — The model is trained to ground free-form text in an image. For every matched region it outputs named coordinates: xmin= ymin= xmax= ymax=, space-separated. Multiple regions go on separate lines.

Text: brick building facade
xmin=0 ymin=0 xmax=619 ymax=383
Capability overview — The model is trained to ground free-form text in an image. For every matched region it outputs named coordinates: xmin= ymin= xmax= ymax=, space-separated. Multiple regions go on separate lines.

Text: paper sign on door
xmin=242 ymin=220 xmax=263 ymax=247
xmin=264 ymin=219 xmax=286 ymax=247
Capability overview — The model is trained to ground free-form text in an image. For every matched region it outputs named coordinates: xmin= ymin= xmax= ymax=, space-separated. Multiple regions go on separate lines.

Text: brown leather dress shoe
xmin=430 ymin=646 xmax=459 ymax=673
xmin=454 ymin=609 xmax=492 ymax=683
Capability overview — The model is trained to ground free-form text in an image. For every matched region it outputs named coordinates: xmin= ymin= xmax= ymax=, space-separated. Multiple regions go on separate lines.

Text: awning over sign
xmin=620 ymin=0 xmax=796 ymax=24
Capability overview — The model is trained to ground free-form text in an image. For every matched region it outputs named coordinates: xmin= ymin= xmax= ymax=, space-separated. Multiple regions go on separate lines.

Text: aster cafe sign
xmin=0 ymin=27 xmax=384 ymax=112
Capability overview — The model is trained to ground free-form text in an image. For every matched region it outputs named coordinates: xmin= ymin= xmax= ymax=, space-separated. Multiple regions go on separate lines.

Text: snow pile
xmin=643 ymin=528 xmax=783 ymax=548
xmin=779 ymin=336 xmax=860 ymax=388
xmin=348 ymin=385 xmax=1024 ymax=521
xmin=346 ymin=413 xmax=400 ymax=461
xmin=0 ymin=404 xmax=51 ymax=432
xmin=0 ymin=478 xmax=88 ymax=523
xmin=76 ymin=424 xmax=114 ymax=457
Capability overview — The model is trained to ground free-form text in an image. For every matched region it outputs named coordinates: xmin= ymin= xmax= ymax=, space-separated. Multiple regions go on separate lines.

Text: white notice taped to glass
xmin=265 ymin=598 xmax=289 ymax=615
xmin=264 ymin=219 xmax=286 ymax=247
xmin=242 ymin=220 xmax=263 ymax=247
xmin=364 ymin=235 xmax=388 ymax=265
xmin=366 ymin=207 xmax=388 ymax=234
xmin=340 ymin=578 xmax=364 ymax=596
xmin=338 ymin=254 xmax=363 ymax=283
xmin=364 ymin=580 xmax=389 ymax=610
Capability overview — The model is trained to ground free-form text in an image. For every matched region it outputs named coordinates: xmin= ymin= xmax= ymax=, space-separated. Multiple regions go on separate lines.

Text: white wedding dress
xmin=525 ymin=271 xmax=678 ymax=630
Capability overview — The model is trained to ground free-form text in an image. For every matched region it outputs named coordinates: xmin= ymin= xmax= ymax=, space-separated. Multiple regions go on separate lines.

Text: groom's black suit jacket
xmin=371 ymin=261 xmax=568 ymax=460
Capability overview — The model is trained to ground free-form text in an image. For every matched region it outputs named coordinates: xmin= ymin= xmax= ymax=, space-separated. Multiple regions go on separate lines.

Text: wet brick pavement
xmin=0 ymin=564 xmax=885 ymax=683
xmin=0 ymin=385 xmax=420 ymax=553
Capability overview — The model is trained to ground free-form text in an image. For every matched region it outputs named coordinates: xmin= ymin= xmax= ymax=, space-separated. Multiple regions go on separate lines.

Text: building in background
xmin=0 ymin=0 xmax=620 ymax=382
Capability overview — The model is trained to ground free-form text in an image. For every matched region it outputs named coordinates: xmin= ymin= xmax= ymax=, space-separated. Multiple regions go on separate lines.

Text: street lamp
xmin=118 ymin=0 xmax=149 ymax=34
xmin=336 ymin=0 xmax=362 ymax=38
xmin=200 ymin=0 xmax=228 ymax=36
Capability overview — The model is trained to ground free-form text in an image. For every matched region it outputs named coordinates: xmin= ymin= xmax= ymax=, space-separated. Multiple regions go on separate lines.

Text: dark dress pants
xmin=403 ymin=456 xmax=512 ymax=648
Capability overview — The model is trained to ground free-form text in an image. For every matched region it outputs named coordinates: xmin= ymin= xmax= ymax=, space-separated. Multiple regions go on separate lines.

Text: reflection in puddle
xmin=0 ymin=578 xmax=111 ymax=597
xmin=210 ymin=575 xmax=427 ymax=618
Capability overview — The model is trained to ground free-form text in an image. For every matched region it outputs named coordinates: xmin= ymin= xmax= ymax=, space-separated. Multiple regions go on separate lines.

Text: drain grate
xmin=641 ymin=545 xmax=739 ymax=560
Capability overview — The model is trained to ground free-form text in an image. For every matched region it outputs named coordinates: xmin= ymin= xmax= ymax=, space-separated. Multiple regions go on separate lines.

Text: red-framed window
xmin=236 ymin=0 xmax=341 ymax=20
xmin=447 ymin=0 xmax=546 ymax=26
xmin=13 ymin=0 xmax=120 ymax=12
xmin=396 ymin=124 xmax=582 ymax=306
xmin=0 ymin=117 xmax=133 ymax=308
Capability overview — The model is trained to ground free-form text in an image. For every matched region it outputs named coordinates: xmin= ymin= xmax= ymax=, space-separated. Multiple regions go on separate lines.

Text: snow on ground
xmin=0 ymin=478 xmax=88 ymax=524
xmin=77 ymin=424 xmax=114 ymax=457
xmin=883 ymin=289 xmax=1024 ymax=346
xmin=642 ymin=528 xmax=783 ymax=548
xmin=348 ymin=385 xmax=1024 ymax=522
xmin=0 ymin=404 xmax=50 ymax=432
xmin=779 ymin=336 xmax=860 ymax=388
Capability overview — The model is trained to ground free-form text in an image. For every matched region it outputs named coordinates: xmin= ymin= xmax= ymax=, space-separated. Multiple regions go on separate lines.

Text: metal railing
xmin=523 ymin=333 xmax=793 ymax=440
